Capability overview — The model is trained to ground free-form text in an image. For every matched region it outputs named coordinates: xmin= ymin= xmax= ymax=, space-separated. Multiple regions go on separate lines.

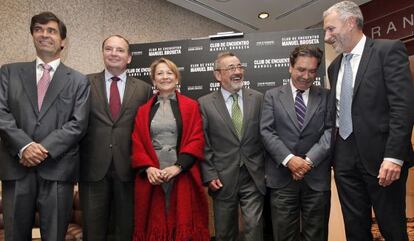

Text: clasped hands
xmin=146 ymin=166 xmax=181 ymax=185
xmin=20 ymin=142 xmax=48 ymax=167
xmin=287 ymin=156 xmax=312 ymax=180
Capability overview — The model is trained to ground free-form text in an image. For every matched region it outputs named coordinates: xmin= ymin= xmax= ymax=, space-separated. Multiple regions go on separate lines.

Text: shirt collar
xmin=36 ymin=57 xmax=60 ymax=71
xmin=104 ymin=69 xmax=127 ymax=83
xmin=220 ymin=87 xmax=243 ymax=101
xmin=289 ymin=80 xmax=309 ymax=96
xmin=345 ymin=34 xmax=366 ymax=58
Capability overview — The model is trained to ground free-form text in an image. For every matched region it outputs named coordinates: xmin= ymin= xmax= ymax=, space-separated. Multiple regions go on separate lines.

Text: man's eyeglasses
xmin=216 ymin=65 xmax=245 ymax=73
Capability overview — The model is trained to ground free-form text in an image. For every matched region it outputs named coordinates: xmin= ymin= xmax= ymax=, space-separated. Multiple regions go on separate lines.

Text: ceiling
xmin=167 ymin=0 xmax=371 ymax=33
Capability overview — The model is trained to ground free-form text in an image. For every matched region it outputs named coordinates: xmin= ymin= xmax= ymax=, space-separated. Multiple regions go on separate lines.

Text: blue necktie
xmin=339 ymin=54 xmax=353 ymax=139
xmin=295 ymin=90 xmax=306 ymax=129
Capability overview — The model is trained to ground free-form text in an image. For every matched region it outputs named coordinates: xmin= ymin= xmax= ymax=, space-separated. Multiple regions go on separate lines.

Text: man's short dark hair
xmin=102 ymin=35 xmax=131 ymax=55
xmin=289 ymin=45 xmax=323 ymax=67
xmin=30 ymin=12 xmax=67 ymax=40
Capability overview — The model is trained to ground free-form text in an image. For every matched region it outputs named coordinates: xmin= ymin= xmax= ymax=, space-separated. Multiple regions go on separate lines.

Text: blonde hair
xmin=150 ymin=57 xmax=181 ymax=83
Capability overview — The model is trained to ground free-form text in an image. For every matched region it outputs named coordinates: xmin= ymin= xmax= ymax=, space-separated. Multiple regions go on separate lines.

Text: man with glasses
xmin=199 ymin=52 xmax=265 ymax=241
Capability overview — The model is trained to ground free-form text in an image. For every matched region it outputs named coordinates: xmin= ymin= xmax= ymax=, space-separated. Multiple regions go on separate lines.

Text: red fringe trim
xmin=133 ymin=227 xmax=210 ymax=241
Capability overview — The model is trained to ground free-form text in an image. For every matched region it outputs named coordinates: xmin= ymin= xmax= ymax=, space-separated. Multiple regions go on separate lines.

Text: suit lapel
xmin=20 ymin=61 xmax=38 ymax=114
xmin=353 ymin=38 xmax=373 ymax=97
xmin=38 ymin=63 xmax=70 ymax=119
xmin=279 ymin=84 xmax=300 ymax=130
xmin=117 ymin=76 xmax=138 ymax=121
xmin=212 ymin=91 xmax=239 ymax=139
xmin=241 ymin=89 xmax=252 ymax=139
xmin=91 ymin=71 xmax=113 ymax=121
xmin=302 ymin=86 xmax=322 ymax=129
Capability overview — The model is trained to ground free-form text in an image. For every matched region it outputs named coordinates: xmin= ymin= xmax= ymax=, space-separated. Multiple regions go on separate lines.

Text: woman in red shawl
xmin=131 ymin=57 xmax=209 ymax=241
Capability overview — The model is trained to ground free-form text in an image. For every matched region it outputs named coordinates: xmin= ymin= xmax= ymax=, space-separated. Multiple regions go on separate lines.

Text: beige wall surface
xmin=0 ymin=0 xmax=232 ymax=74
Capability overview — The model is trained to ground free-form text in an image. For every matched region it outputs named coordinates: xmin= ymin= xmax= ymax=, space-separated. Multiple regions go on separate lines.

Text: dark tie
xmin=109 ymin=76 xmax=121 ymax=119
xmin=37 ymin=63 xmax=52 ymax=111
xmin=295 ymin=89 xmax=306 ymax=129
xmin=231 ymin=93 xmax=243 ymax=138
xmin=339 ymin=54 xmax=353 ymax=139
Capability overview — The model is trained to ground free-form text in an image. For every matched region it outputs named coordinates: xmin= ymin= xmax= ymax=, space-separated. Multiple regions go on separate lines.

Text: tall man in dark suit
xmin=0 ymin=12 xmax=90 ymax=241
xmin=261 ymin=46 xmax=331 ymax=241
xmin=79 ymin=35 xmax=152 ymax=241
xmin=199 ymin=52 xmax=265 ymax=241
xmin=323 ymin=1 xmax=414 ymax=240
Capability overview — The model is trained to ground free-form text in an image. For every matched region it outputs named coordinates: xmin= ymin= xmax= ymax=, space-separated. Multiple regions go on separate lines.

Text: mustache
xmin=230 ymin=74 xmax=243 ymax=79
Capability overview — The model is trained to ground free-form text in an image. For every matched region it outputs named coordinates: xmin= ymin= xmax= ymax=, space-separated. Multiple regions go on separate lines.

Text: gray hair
xmin=214 ymin=52 xmax=237 ymax=70
xmin=323 ymin=1 xmax=364 ymax=29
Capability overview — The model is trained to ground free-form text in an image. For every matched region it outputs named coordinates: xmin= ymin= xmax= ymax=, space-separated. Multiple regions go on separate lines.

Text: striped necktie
xmin=295 ymin=89 xmax=306 ymax=129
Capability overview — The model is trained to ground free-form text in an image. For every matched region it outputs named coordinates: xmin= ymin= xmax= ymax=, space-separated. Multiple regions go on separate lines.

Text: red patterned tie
xmin=37 ymin=63 xmax=52 ymax=111
xmin=109 ymin=76 xmax=121 ymax=119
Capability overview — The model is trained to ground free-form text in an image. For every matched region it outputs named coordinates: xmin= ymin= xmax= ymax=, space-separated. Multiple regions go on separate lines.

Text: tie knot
xmin=111 ymin=76 xmax=120 ymax=82
xmin=297 ymin=89 xmax=305 ymax=94
xmin=231 ymin=93 xmax=239 ymax=102
xmin=344 ymin=54 xmax=353 ymax=61
xmin=41 ymin=63 xmax=52 ymax=72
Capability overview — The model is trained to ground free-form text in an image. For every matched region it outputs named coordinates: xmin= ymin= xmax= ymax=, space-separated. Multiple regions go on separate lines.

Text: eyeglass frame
xmin=215 ymin=64 xmax=246 ymax=73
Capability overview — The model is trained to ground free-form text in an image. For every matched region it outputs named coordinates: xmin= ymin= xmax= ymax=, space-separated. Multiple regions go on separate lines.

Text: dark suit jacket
xmin=0 ymin=61 xmax=90 ymax=181
xmin=80 ymin=71 xmax=152 ymax=182
xmin=327 ymin=38 xmax=414 ymax=175
xmin=261 ymin=84 xmax=332 ymax=191
xmin=199 ymin=88 xmax=266 ymax=200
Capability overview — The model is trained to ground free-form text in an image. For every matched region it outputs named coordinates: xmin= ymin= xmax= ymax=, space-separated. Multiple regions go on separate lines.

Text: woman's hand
xmin=146 ymin=167 xmax=165 ymax=185
xmin=161 ymin=165 xmax=182 ymax=182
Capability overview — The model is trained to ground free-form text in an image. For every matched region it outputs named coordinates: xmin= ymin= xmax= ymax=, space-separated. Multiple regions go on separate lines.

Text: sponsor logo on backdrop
xmin=281 ymin=35 xmax=319 ymax=46
xmin=257 ymin=81 xmax=276 ymax=87
xmin=256 ymin=40 xmax=275 ymax=47
xmin=254 ymin=58 xmax=290 ymax=69
xmin=209 ymin=82 xmax=220 ymax=92
xmin=209 ymin=40 xmax=250 ymax=51
xmin=188 ymin=46 xmax=203 ymax=52
xmin=190 ymin=63 xmax=215 ymax=72
xmin=131 ymin=51 xmax=143 ymax=56
xmin=129 ymin=29 xmax=325 ymax=99
xmin=187 ymin=85 xmax=204 ymax=91
xmin=127 ymin=67 xmax=150 ymax=77
xmin=149 ymin=46 xmax=182 ymax=56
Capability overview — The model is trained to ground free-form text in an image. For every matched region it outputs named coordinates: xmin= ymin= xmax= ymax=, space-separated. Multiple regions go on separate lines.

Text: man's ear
xmin=213 ymin=71 xmax=221 ymax=82
xmin=60 ymin=39 xmax=66 ymax=50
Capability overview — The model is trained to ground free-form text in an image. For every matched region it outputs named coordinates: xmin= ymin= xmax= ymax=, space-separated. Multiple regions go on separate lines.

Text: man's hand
xmin=160 ymin=165 xmax=181 ymax=182
xmin=146 ymin=167 xmax=165 ymax=185
xmin=20 ymin=143 xmax=48 ymax=167
xmin=287 ymin=156 xmax=312 ymax=180
xmin=378 ymin=160 xmax=401 ymax=187
xmin=208 ymin=179 xmax=223 ymax=192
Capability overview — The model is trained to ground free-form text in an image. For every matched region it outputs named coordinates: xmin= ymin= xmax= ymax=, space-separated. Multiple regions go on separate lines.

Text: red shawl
xmin=131 ymin=92 xmax=209 ymax=241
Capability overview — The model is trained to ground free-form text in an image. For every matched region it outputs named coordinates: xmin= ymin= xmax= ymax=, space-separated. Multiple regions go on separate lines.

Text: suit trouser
xmin=2 ymin=170 xmax=74 ymax=241
xmin=269 ymin=181 xmax=331 ymax=241
xmin=334 ymin=134 xmax=408 ymax=241
xmin=213 ymin=165 xmax=264 ymax=241
xmin=80 ymin=173 xmax=134 ymax=241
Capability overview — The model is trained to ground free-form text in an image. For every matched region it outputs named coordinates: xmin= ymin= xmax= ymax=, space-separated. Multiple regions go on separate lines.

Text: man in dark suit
xmin=199 ymin=52 xmax=265 ymax=241
xmin=79 ymin=35 xmax=152 ymax=241
xmin=323 ymin=1 xmax=414 ymax=241
xmin=261 ymin=45 xmax=331 ymax=241
xmin=0 ymin=12 xmax=90 ymax=241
